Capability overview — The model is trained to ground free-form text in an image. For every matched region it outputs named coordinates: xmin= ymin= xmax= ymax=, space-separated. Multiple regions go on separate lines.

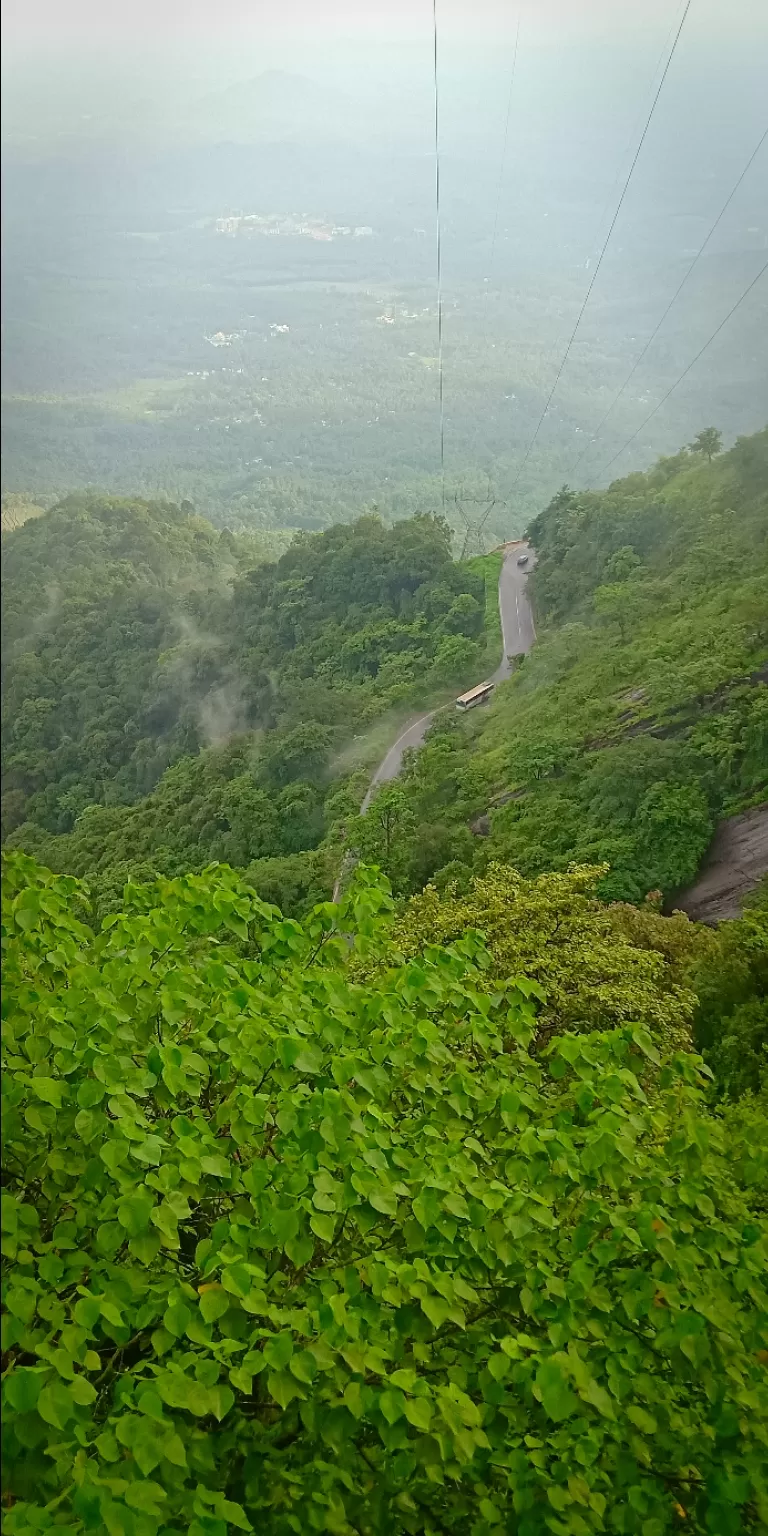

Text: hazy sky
xmin=5 ymin=0 xmax=768 ymax=59
xmin=4 ymin=0 xmax=767 ymax=147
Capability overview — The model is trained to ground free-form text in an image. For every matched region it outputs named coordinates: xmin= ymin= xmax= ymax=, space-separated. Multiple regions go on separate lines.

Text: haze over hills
xmin=1 ymin=69 xmax=374 ymax=154
xmin=184 ymin=71 xmax=368 ymax=146
xmin=3 ymin=10 xmax=767 ymax=536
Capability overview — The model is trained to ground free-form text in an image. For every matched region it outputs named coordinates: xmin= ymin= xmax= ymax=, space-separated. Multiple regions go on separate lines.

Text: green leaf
xmin=368 ymin=1185 xmax=398 ymax=1217
xmin=221 ymin=1262 xmax=253 ymax=1297
xmin=69 ymin=1374 xmax=97 ymax=1406
xmin=95 ymin=1430 xmax=120 ymax=1462
xmin=132 ymin=1135 xmax=165 ymax=1166
xmin=125 ymin=1481 xmax=168 ymax=1514
xmin=163 ymin=1302 xmax=192 ymax=1337
xmin=582 ymin=1378 xmax=616 ymax=1419
xmin=4 ymin=1367 xmax=43 ymax=1412
xmin=186 ymin=1382 xmax=216 ymax=1417
xmin=294 ymin=1046 xmax=325 ymax=1074
xmin=309 ymin=1211 xmax=336 ymax=1243
xmin=547 ymin=1485 xmax=573 ymax=1512
xmin=5 ymin=850 xmax=768 ymax=1533
xmin=200 ymin=1153 xmax=231 ymax=1178
xmin=420 ymin=1294 xmax=451 ymax=1328
xmin=487 ymin=1352 xmax=511 ymax=1382
xmin=162 ymin=1431 xmax=188 ymax=1467
xmin=627 ymin=1404 xmax=657 ymax=1435
xmin=209 ymin=1384 xmax=235 ymax=1421
xmin=379 ymin=1388 xmax=406 ymax=1425
xmin=156 ymin=1372 xmax=194 ymax=1411
xmin=216 ymin=1499 xmax=252 ymax=1532
xmin=117 ymin=1192 xmax=155 ymax=1236
xmin=403 ymin=1395 xmax=433 ymax=1430
xmin=132 ymin=1426 xmax=164 ymax=1476
xmin=73 ymin=1295 xmax=101 ymax=1330
xmin=77 ymin=1079 xmax=105 ymax=1109
xmin=285 ymin=1233 xmax=315 ymax=1269
xmin=128 ymin=1232 xmax=162 ymax=1265
xmin=5 ymin=1287 xmax=37 ymax=1323
xmin=137 ymin=1389 xmax=166 ymax=1420
xmin=536 ymin=1360 xmax=578 ymax=1423
xmin=264 ymin=1332 xmax=293 ymax=1370
xmin=37 ymin=1380 xmax=75 ymax=1428
xmin=199 ymin=1287 xmax=230 ymax=1323
xmin=289 ymin=1350 xmax=318 ymax=1384
xmin=267 ymin=1370 xmax=303 ymax=1409
xmin=30 ymin=1077 xmax=65 ymax=1108
xmin=227 ymin=1363 xmax=250 ymax=1395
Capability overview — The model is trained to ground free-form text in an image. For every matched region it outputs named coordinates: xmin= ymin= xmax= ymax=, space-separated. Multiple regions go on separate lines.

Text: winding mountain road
xmin=360 ymin=542 xmax=535 ymax=813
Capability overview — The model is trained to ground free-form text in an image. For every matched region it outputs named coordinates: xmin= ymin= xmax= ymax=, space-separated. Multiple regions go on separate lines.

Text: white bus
xmin=456 ymin=681 xmax=494 ymax=712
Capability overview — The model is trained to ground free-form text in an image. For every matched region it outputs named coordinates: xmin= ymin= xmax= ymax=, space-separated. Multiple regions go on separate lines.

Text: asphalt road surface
xmin=360 ymin=542 xmax=535 ymax=812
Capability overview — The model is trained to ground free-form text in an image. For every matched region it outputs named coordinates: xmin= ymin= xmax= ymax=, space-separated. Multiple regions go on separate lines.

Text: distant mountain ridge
xmin=1 ymin=67 xmax=370 ymax=155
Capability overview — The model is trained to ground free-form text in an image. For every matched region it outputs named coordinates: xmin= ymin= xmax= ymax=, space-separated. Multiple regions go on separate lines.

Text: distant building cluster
xmin=205 ymin=331 xmax=245 ymax=347
xmin=213 ymin=214 xmax=373 ymax=241
xmin=376 ymin=306 xmax=433 ymax=326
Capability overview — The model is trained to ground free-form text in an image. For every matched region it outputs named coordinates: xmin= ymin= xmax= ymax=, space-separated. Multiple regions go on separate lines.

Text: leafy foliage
xmin=2 ymin=853 xmax=768 ymax=1534
xmin=690 ymin=881 xmax=768 ymax=1100
xmin=383 ymin=864 xmax=696 ymax=1052
xmin=688 ymin=428 xmax=723 ymax=463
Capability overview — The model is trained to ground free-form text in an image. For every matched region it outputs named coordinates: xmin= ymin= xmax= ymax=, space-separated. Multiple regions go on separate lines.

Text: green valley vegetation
xmin=2 ymin=496 xmax=500 ymax=912
xmin=2 ymin=851 xmax=767 ymax=1533
xmin=351 ymin=428 xmax=768 ymax=904
xmin=3 ymin=429 xmax=767 ymax=918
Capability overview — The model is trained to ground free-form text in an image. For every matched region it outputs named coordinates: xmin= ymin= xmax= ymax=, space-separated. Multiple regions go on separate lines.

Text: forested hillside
xmin=355 ymin=429 xmax=768 ymax=903
xmin=2 ymin=496 xmax=270 ymax=839
xmin=4 ymin=431 xmax=767 ymax=915
xmin=2 ymin=498 xmax=499 ymax=910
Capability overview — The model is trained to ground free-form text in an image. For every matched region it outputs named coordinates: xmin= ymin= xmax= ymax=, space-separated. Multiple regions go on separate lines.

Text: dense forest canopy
xmin=355 ymin=429 xmax=768 ymax=904
xmin=3 ymin=428 xmax=767 ymax=917
xmin=2 ymin=497 xmax=500 ymax=911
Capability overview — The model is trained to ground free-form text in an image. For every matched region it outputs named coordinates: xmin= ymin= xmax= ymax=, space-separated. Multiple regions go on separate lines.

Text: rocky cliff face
xmin=675 ymin=803 xmax=768 ymax=924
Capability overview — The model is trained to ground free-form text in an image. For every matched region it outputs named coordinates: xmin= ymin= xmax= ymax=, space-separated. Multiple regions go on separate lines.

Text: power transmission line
xmin=570 ymin=124 xmax=768 ymax=480
xmin=584 ymin=3 xmax=691 ymax=288
xmin=596 ymin=257 xmax=768 ymax=480
xmin=458 ymin=17 xmax=520 ymax=558
xmin=485 ymin=16 xmax=521 ymax=318
xmin=507 ymin=0 xmax=692 ymax=496
xmin=432 ymin=0 xmax=446 ymax=512
xmin=476 ymin=4 xmax=660 ymax=547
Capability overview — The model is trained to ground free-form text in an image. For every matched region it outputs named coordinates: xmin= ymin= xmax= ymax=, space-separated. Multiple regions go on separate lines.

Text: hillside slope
xmin=351 ymin=428 xmax=768 ymax=903
xmin=2 ymin=500 xmax=501 ymax=910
